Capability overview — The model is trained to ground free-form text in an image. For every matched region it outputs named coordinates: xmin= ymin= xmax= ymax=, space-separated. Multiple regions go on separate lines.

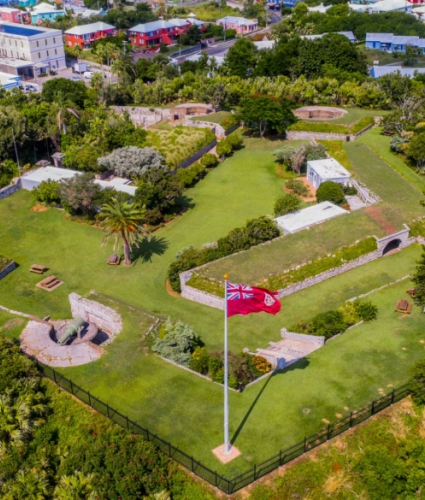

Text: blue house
xmin=366 ymin=33 xmax=425 ymax=53
xmin=30 ymin=2 xmax=65 ymax=24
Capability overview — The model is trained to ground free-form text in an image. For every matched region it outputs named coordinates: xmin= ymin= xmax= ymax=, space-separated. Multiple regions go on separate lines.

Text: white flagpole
xmin=223 ymin=274 xmax=230 ymax=454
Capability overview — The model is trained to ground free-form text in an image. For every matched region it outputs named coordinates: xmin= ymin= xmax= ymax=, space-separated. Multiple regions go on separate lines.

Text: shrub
xmin=226 ymin=133 xmax=243 ymax=150
xmin=32 ymin=180 xmax=61 ymax=205
xmin=316 ymin=181 xmax=346 ymax=206
xmin=274 ymin=193 xmax=302 ymax=216
xmin=0 ymin=159 xmax=18 ymax=189
xmin=353 ymin=300 xmax=378 ymax=321
xmin=286 ymin=179 xmax=309 ymax=196
xmin=342 ymin=184 xmax=358 ymax=196
xmin=311 ymin=310 xmax=348 ymax=339
xmin=190 ymin=346 xmax=210 ymax=375
xmin=411 ymin=359 xmax=425 ymax=406
xmin=152 ymin=319 xmax=202 ymax=366
xmin=246 ymin=216 xmax=281 ymax=242
xmin=200 ymin=153 xmax=218 ymax=168
xmin=216 ymin=138 xmax=232 ymax=157
xmin=176 ymin=163 xmax=206 ymax=188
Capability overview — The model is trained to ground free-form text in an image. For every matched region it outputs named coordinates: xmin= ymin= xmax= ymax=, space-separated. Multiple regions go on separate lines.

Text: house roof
xmin=302 ymin=31 xmax=355 ymax=41
xmin=369 ymin=0 xmax=412 ymax=11
xmin=274 ymin=202 xmax=348 ymax=234
xmin=366 ymin=32 xmax=423 ymax=46
xmin=307 ymin=158 xmax=351 ymax=180
xmin=65 ymin=22 xmax=115 ymax=35
xmin=168 ymin=18 xmax=190 ymax=27
xmin=217 ymin=16 xmax=258 ymax=26
xmin=0 ymin=22 xmax=62 ymax=37
xmin=30 ymin=2 xmax=62 ymax=13
xmin=129 ymin=20 xmax=174 ymax=32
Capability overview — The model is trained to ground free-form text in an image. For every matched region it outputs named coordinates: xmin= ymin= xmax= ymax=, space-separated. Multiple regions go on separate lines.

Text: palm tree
xmin=53 ymin=471 xmax=96 ymax=500
xmin=99 ymin=198 xmax=149 ymax=266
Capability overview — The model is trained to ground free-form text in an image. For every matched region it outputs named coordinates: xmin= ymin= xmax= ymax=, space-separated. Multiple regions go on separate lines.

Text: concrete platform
xmin=20 ymin=320 xmax=103 ymax=367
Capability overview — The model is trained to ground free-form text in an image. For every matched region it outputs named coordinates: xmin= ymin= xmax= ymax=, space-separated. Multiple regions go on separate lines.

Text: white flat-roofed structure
xmin=21 ymin=166 xmax=136 ymax=196
xmin=307 ymin=157 xmax=351 ymax=189
xmin=275 ymin=201 xmax=349 ymax=234
xmin=0 ymin=22 xmax=65 ymax=76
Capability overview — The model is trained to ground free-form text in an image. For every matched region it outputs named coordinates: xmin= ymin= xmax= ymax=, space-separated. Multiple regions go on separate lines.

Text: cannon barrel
xmin=58 ymin=317 xmax=85 ymax=345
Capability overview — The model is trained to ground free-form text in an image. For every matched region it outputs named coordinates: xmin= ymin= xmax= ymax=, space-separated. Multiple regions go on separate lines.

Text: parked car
xmin=83 ymin=71 xmax=94 ymax=79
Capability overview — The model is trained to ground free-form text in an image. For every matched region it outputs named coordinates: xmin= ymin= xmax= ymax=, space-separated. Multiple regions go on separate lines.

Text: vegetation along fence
xmin=38 ymin=362 xmax=411 ymax=495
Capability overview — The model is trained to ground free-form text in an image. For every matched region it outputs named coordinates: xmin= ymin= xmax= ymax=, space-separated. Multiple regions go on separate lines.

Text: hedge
xmin=186 ymin=237 xmax=378 ymax=296
xmin=289 ymin=116 xmax=374 ymax=135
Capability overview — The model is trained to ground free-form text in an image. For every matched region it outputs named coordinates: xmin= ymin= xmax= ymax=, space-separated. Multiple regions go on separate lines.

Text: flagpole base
xmin=212 ymin=444 xmax=242 ymax=464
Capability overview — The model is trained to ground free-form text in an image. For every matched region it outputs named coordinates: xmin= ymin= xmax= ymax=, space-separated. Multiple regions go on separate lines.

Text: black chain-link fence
xmin=39 ymin=362 xmax=411 ymax=494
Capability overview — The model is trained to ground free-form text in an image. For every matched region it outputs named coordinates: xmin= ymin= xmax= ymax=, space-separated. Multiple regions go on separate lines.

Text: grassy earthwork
xmin=1 ymin=130 xmax=425 ymax=476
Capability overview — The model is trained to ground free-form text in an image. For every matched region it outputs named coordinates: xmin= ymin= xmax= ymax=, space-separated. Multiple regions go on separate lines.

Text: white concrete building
xmin=21 ymin=166 xmax=137 ymax=196
xmin=307 ymin=157 xmax=351 ymax=190
xmin=0 ymin=22 xmax=65 ymax=76
xmin=274 ymin=201 xmax=348 ymax=234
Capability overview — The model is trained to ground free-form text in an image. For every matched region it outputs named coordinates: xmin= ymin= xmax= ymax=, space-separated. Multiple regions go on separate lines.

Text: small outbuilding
xmin=307 ymin=157 xmax=351 ymax=190
xmin=275 ymin=201 xmax=348 ymax=235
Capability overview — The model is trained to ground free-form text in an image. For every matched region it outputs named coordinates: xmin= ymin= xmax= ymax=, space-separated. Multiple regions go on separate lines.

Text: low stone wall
xmin=0 ymin=261 xmax=16 ymax=280
xmin=281 ymin=329 xmax=324 ymax=347
xmin=0 ymin=178 xmax=21 ymax=200
xmin=286 ymin=124 xmax=373 ymax=142
xmin=277 ymin=250 xmax=380 ymax=299
xmin=180 ymin=270 xmax=225 ymax=310
xmin=69 ymin=293 xmax=122 ymax=337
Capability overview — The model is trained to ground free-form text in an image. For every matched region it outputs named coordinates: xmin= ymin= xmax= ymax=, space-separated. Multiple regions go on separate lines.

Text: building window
xmin=53 ymin=37 xmax=56 ymax=43
xmin=38 ymin=52 xmax=41 ymax=58
xmin=36 ymin=41 xmax=39 ymax=47
xmin=55 ymin=48 xmax=57 ymax=55
xmin=21 ymin=41 xmax=23 ymax=47
xmin=45 ymin=39 xmax=47 ymax=45
xmin=46 ymin=50 xmax=49 ymax=56
xmin=15 ymin=40 xmax=17 ymax=46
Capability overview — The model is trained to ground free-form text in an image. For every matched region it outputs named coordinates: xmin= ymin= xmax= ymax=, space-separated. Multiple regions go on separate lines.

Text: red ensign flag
xmin=226 ymin=282 xmax=281 ymax=317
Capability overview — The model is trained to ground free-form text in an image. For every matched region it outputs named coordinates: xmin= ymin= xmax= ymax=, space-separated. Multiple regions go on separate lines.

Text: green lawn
xmin=1 ymin=133 xmax=425 ymax=477
xmin=191 ymin=111 xmax=232 ymax=125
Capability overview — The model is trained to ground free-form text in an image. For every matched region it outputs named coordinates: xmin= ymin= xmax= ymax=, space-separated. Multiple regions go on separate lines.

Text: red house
xmin=65 ymin=22 xmax=117 ymax=49
xmin=0 ymin=7 xmax=30 ymax=24
xmin=129 ymin=18 xmax=205 ymax=47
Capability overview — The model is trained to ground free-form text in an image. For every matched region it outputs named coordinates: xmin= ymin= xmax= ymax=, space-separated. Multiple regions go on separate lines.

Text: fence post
xmin=254 ymin=464 xmax=257 ymax=480
xmin=391 ymin=388 xmax=395 ymax=404
xmin=349 ymin=411 xmax=353 ymax=427
xmin=126 ymin=415 xmax=129 ymax=430
xmin=146 ymin=428 xmax=150 ymax=441
xmin=304 ymin=436 xmax=308 ymax=453
xmin=327 ymin=424 xmax=331 ymax=440
xmin=191 ymin=456 xmax=194 ymax=471
xmin=215 ymin=471 xmax=218 ymax=487
xmin=88 ymin=391 xmax=92 ymax=407
xmin=53 ymin=369 xmax=57 ymax=383
xmin=106 ymin=403 xmax=110 ymax=418
xmin=371 ymin=401 xmax=375 ymax=415
xmin=168 ymin=442 xmax=171 ymax=456
xmin=279 ymin=449 xmax=282 ymax=466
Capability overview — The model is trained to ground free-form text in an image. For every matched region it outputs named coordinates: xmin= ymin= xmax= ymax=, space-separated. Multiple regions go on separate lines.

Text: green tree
xmin=181 ymin=25 xmax=202 ymax=45
xmin=274 ymin=193 xmax=302 ymax=216
xmin=224 ymin=38 xmax=257 ymax=78
xmin=32 ymin=180 xmax=61 ymax=205
xmin=408 ymin=132 xmax=425 ymax=169
xmin=411 ymin=358 xmax=425 ymax=405
xmin=99 ymin=198 xmax=149 ymax=266
xmin=404 ymin=45 xmax=423 ymax=67
xmin=239 ymin=95 xmax=296 ymax=138
xmin=412 ymin=246 xmax=425 ymax=308
xmin=316 ymin=181 xmax=345 ymax=205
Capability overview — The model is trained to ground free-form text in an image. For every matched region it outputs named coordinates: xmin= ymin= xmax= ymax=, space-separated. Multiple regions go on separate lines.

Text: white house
xmin=0 ymin=22 xmax=65 ymax=77
xmin=274 ymin=201 xmax=348 ymax=234
xmin=21 ymin=166 xmax=137 ymax=196
xmin=307 ymin=157 xmax=351 ymax=190
xmin=216 ymin=16 xmax=258 ymax=34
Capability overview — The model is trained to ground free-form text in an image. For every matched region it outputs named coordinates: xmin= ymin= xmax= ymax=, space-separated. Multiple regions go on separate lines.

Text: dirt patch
xmin=284 ymin=177 xmax=317 ymax=202
xmin=365 ymin=205 xmax=397 ymax=235
xmin=166 ymin=280 xmax=181 ymax=298
xmin=30 ymin=205 xmax=49 ymax=213
xmin=0 ymin=318 xmax=25 ymax=331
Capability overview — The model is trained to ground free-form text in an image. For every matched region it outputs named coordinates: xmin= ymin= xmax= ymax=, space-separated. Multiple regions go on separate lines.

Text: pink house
xmin=216 ymin=16 xmax=258 ymax=34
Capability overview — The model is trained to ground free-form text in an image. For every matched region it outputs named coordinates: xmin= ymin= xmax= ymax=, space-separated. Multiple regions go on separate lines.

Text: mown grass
xmin=297 ymin=108 xmax=388 ymax=125
xmin=0 ymin=310 xmax=26 ymax=339
xmin=191 ymin=111 xmax=232 ymax=125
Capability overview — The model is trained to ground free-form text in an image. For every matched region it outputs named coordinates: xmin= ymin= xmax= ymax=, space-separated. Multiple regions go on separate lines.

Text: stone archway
xmin=382 ymin=238 xmax=402 ymax=256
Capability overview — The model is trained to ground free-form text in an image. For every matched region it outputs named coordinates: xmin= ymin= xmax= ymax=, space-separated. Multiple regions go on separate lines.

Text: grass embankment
xmin=289 ymin=116 xmax=374 ymax=135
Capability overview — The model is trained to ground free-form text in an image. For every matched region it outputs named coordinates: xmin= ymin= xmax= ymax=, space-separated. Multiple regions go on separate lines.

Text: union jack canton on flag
xmin=226 ymin=282 xmax=281 ymax=317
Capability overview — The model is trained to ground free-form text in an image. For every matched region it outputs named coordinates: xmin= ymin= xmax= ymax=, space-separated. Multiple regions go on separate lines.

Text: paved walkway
xmin=20 ymin=320 xmax=103 ymax=367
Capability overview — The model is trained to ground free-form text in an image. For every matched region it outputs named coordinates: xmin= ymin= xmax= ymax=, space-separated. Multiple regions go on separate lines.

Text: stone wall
xmin=0 ymin=260 xmax=16 ymax=280
xmin=286 ymin=124 xmax=373 ymax=142
xmin=180 ymin=270 xmax=225 ymax=310
xmin=0 ymin=178 xmax=21 ymax=200
xmin=69 ymin=293 xmax=122 ymax=336
xmin=376 ymin=225 xmax=411 ymax=256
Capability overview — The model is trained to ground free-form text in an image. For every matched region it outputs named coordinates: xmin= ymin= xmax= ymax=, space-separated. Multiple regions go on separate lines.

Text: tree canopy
xmin=97 ymin=146 xmax=166 ymax=178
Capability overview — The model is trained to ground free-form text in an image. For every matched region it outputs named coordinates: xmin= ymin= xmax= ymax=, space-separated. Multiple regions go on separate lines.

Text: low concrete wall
xmin=0 ymin=178 xmax=21 ymax=200
xmin=69 ymin=293 xmax=122 ymax=337
xmin=180 ymin=270 xmax=225 ymax=309
xmin=286 ymin=124 xmax=373 ymax=142
xmin=0 ymin=261 xmax=16 ymax=280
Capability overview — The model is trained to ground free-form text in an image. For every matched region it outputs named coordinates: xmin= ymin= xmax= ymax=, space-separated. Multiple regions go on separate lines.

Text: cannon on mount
xmin=57 ymin=317 xmax=85 ymax=345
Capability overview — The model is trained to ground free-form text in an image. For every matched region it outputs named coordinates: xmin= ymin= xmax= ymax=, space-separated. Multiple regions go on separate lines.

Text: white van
xmin=83 ymin=71 xmax=94 ymax=79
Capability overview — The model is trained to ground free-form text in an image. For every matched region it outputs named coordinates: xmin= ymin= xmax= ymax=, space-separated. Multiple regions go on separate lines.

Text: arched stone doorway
xmin=382 ymin=239 xmax=402 ymax=256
